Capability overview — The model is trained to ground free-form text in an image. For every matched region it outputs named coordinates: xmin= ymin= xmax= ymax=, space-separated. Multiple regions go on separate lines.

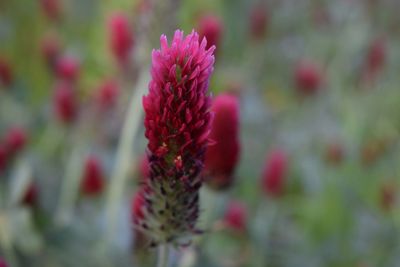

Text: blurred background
xmin=1 ymin=0 xmax=400 ymax=266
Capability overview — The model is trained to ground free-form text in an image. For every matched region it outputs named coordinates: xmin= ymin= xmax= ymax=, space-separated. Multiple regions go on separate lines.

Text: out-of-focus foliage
xmin=0 ymin=0 xmax=400 ymax=266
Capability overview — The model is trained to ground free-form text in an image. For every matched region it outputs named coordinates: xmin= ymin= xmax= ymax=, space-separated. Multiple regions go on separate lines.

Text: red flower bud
xmin=81 ymin=155 xmax=105 ymax=196
xmin=204 ymin=93 xmax=240 ymax=190
xmin=223 ymin=200 xmax=247 ymax=232
xmin=108 ymin=13 xmax=134 ymax=65
xmin=53 ymin=82 xmax=78 ymax=124
xmin=262 ymin=149 xmax=288 ymax=198
xmin=139 ymin=30 xmax=215 ymax=245
xmin=295 ymin=60 xmax=323 ymax=95
xmin=22 ymin=183 xmax=38 ymax=207
xmin=198 ymin=14 xmax=223 ymax=51
xmin=0 ymin=57 xmax=13 ymax=87
xmin=249 ymin=4 xmax=268 ymax=40
xmin=55 ymin=56 xmax=80 ymax=83
xmin=4 ymin=127 xmax=27 ymax=155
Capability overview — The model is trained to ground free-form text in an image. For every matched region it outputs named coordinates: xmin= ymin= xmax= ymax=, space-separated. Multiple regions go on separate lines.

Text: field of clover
xmin=1 ymin=0 xmax=400 ymax=267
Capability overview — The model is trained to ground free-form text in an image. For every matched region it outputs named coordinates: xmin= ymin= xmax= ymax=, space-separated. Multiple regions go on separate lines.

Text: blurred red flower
xmin=295 ymin=60 xmax=323 ymax=95
xmin=204 ymin=93 xmax=240 ymax=190
xmin=95 ymin=80 xmax=120 ymax=111
xmin=0 ymin=57 xmax=13 ymax=87
xmin=81 ymin=155 xmax=105 ymax=196
xmin=249 ymin=4 xmax=268 ymax=40
xmin=54 ymin=82 xmax=78 ymax=124
xmin=4 ymin=127 xmax=28 ymax=156
xmin=198 ymin=14 xmax=223 ymax=51
xmin=262 ymin=149 xmax=288 ymax=198
xmin=55 ymin=56 xmax=80 ymax=83
xmin=223 ymin=200 xmax=247 ymax=232
xmin=108 ymin=13 xmax=134 ymax=65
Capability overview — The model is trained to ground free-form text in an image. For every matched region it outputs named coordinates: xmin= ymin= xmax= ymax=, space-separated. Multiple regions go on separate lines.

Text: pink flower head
xmin=108 ymin=13 xmax=134 ymax=65
xmin=41 ymin=33 xmax=61 ymax=70
xmin=81 ymin=155 xmax=105 ymax=196
xmin=40 ymin=0 xmax=61 ymax=21
xmin=223 ymin=201 xmax=247 ymax=232
xmin=53 ymin=82 xmax=78 ymax=124
xmin=55 ymin=56 xmax=80 ymax=83
xmin=262 ymin=149 xmax=288 ymax=198
xmin=0 ymin=57 xmax=13 ymax=87
xmin=140 ymin=30 xmax=215 ymax=245
xmin=295 ymin=60 xmax=323 ymax=96
xmin=249 ymin=4 xmax=268 ymax=40
xmin=204 ymin=93 xmax=240 ymax=190
xmin=95 ymin=80 xmax=119 ymax=111
xmin=198 ymin=14 xmax=222 ymax=51
xmin=4 ymin=126 xmax=27 ymax=155
xmin=22 ymin=183 xmax=38 ymax=207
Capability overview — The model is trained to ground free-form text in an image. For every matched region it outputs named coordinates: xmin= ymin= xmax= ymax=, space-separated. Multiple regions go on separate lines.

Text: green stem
xmin=104 ymin=71 xmax=149 ymax=241
xmin=157 ymin=244 xmax=170 ymax=267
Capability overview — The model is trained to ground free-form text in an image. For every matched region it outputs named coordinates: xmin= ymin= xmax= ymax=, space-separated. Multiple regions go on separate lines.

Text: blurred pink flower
xmin=4 ymin=126 xmax=27 ymax=156
xmin=249 ymin=4 xmax=268 ymax=40
xmin=108 ymin=13 xmax=134 ymax=65
xmin=223 ymin=200 xmax=247 ymax=232
xmin=95 ymin=80 xmax=119 ymax=111
xmin=198 ymin=14 xmax=222 ymax=51
xmin=262 ymin=149 xmax=288 ymax=198
xmin=53 ymin=82 xmax=78 ymax=124
xmin=55 ymin=56 xmax=80 ymax=83
xmin=0 ymin=257 xmax=8 ymax=267
xmin=204 ymin=93 xmax=240 ymax=190
xmin=362 ymin=37 xmax=386 ymax=85
xmin=81 ymin=155 xmax=105 ymax=196
xmin=295 ymin=60 xmax=323 ymax=95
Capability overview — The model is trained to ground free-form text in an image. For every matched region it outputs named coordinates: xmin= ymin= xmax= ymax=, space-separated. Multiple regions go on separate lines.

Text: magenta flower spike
xmin=138 ymin=30 xmax=215 ymax=245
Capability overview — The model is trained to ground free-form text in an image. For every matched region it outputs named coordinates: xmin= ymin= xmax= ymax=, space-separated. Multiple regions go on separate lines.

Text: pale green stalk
xmin=104 ymin=71 xmax=149 ymax=241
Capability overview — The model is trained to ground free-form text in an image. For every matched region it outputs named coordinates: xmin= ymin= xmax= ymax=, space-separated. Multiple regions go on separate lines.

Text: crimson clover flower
xmin=137 ymin=30 xmax=215 ymax=245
